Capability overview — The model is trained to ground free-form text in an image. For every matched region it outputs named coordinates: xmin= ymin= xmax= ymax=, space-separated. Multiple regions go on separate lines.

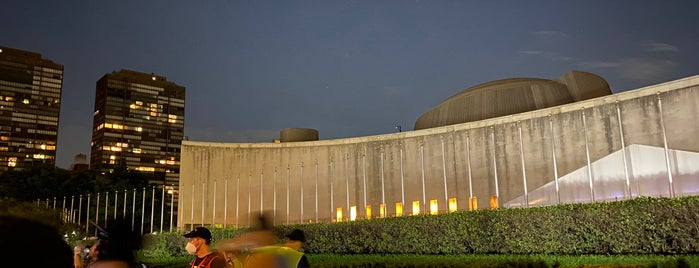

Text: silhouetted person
xmin=0 ymin=215 xmax=72 ymax=268
xmin=283 ymin=229 xmax=310 ymax=268
xmin=88 ymin=219 xmax=145 ymax=268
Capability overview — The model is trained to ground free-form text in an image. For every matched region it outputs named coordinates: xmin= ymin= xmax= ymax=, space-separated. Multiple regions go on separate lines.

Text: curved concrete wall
xmin=179 ymin=75 xmax=699 ymax=228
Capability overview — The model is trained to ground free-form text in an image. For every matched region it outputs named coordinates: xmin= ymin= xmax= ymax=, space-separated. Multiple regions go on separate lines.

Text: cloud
xmin=641 ymin=42 xmax=679 ymax=52
xmin=576 ymin=58 xmax=677 ymax=83
xmin=533 ymin=30 xmax=567 ymax=37
xmin=517 ymin=50 xmax=574 ymax=61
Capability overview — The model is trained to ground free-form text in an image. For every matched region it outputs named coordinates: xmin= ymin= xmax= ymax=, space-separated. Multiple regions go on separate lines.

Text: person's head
xmin=183 ymin=227 xmax=212 ymax=254
xmin=0 ymin=215 xmax=72 ymax=268
xmin=284 ymin=229 xmax=306 ymax=250
xmin=96 ymin=219 xmax=142 ymax=264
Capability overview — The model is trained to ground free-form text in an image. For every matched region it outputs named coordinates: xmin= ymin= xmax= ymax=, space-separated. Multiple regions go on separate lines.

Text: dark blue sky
xmin=2 ymin=1 xmax=698 ymax=168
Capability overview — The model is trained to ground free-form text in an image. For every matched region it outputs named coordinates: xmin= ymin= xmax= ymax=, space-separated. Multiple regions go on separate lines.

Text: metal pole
xmin=315 ymin=160 xmax=318 ymax=222
xmin=466 ymin=135 xmax=473 ymax=201
xmin=518 ymin=122 xmax=529 ymax=208
xmin=441 ymin=137 xmax=448 ymax=212
xmin=260 ymin=173 xmax=264 ymax=214
xmin=141 ymin=188 xmax=145 ymax=234
xmin=199 ymin=182 xmax=204 ymax=227
xmin=85 ymin=194 xmax=90 ymax=234
xmin=247 ymin=174 xmax=251 ymax=226
xmin=95 ymin=193 xmax=100 ymax=235
xmin=420 ymin=144 xmax=426 ymax=213
xmin=300 ymin=163 xmax=304 ymax=223
xmin=213 ymin=180 xmax=217 ymax=227
xmin=582 ymin=108 xmax=595 ymax=202
xmin=162 ymin=185 xmax=167 ymax=232
xmin=616 ymin=102 xmax=632 ymax=198
xmin=224 ymin=178 xmax=229 ymax=228
xmin=657 ymin=93 xmax=675 ymax=197
xmin=62 ymin=196 xmax=66 ymax=221
xmin=330 ymin=160 xmax=334 ymax=221
xmin=170 ymin=186 xmax=174 ymax=232
xmin=236 ymin=176 xmax=240 ymax=227
xmin=345 ymin=154 xmax=350 ymax=216
xmin=46 ymin=198 xmax=49 ymax=208
xmin=131 ymin=188 xmax=136 ymax=231
xmin=151 ymin=186 xmax=156 ymax=233
xmin=380 ymin=151 xmax=386 ymax=209
xmin=70 ymin=196 xmax=74 ymax=223
xmin=104 ymin=192 xmax=108 ymax=228
xmin=400 ymin=146 xmax=405 ymax=207
xmin=113 ymin=191 xmax=117 ymax=220
xmin=122 ymin=190 xmax=127 ymax=220
xmin=491 ymin=128 xmax=500 ymax=207
xmin=362 ymin=154 xmax=367 ymax=212
xmin=273 ymin=169 xmax=277 ymax=224
xmin=286 ymin=167 xmax=290 ymax=224
xmin=53 ymin=197 xmax=56 ymax=210
xmin=189 ymin=184 xmax=194 ymax=229
xmin=78 ymin=194 xmax=83 ymax=225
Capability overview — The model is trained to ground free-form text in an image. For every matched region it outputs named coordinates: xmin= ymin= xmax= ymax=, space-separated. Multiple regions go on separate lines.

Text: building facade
xmin=178 ymin=74 xmax=699 ymax=229
xmin=0 ymin=46 xmax=63 ymax=172
xmin=90 ymin=69 xmax=185 ymax=185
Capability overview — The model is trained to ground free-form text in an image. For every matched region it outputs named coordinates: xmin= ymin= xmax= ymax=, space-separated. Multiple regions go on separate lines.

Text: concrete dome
xmin=414 ymin=70 xmax=611 ymax=130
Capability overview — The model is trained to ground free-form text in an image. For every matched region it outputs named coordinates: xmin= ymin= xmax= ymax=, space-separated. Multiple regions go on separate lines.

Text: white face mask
xmin=185 ymin=242 xmax=197 ymax=254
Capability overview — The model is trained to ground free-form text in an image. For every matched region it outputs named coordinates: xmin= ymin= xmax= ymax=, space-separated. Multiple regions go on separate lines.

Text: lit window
xmin=39 ymin=144 xmax=46 ymax=150
xmin=22 ymin=99 xmax=29 ymax=104
xmin=109 ymin=155 xmax=116 ymax=160
xmin=33 ymin=154 xmax=46 ymax=159
xmin=129 ymin=104 xmax=137 ymax=109
xmin=151 ymin=76 xmax=156 ymax=81
xmin=8 ymin=157 xmax=17 ymax=167
xmin=136 ymin=101 xmax=143 ymax=105
xmin=132 ymin=148 xmax=141 ymax=153
xmin=136 ymin=127 xmax=142 ymax=132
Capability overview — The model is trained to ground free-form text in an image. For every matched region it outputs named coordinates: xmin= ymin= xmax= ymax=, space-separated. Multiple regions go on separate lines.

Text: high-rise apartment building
xmin=90 ymin=69 xmax=185 ymax=185
xmin=0 ymin=46 xmax=63 ymax=172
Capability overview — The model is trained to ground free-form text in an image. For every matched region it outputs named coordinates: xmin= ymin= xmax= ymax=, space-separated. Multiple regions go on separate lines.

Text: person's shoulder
xmin=209 ymin=255 xmax=229 ymax=268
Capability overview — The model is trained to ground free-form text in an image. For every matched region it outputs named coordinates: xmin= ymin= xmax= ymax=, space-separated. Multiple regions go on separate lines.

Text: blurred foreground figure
xmin=217 ymin=212 xmax=277 ymax=267
xmin=183 ymin=226 xmax=229 ymax=268
xmin=218 ymin=213 xmax=310 ymax=268
xmin=0 ymin=215 xmax=73 ymax=268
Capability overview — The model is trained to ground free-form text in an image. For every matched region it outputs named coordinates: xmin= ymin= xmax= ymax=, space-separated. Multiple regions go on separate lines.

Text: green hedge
xmin=142 ymin=196 xmax=699 ymax=256
xmin=283 ymin=196 xmax=699 ymax=255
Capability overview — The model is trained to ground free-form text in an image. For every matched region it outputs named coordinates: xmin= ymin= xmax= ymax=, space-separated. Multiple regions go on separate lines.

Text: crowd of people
xmin=1 ymin=214 xmax=309 ymax=268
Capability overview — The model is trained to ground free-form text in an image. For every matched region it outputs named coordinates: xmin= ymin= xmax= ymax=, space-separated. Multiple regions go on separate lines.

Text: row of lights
xmin=335 ymin=197 xmax=480 ymax=222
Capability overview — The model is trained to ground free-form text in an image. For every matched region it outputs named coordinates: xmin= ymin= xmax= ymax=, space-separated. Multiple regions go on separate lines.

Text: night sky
xmin=2 ymin=1 xmax=698 ymax=169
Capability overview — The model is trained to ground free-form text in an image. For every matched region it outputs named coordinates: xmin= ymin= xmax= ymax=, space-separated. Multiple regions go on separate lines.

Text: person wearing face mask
xmin=183 ymin=227 xmax=228 ymax=268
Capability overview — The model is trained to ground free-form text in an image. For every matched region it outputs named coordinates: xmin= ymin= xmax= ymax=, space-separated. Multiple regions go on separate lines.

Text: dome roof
xmin=414 ymin=71 xmax=611 ymax=130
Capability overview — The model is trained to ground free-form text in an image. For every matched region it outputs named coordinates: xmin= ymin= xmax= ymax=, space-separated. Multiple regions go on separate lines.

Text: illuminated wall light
xmin=336 ymin=208 xmax=343 ymax=222
xmin=350 ymin=206 xmax=357 ymax=221
xmin=490 ymin=195 xmax=499 ymax=209
xmin=379 ymin=204 xmax=386 ymax=218
xmin=470 ymin=197 xmax=478 ymax=210
xmin=395 ymin=202 xmax=403 ymax=216
xmin=412 ymin=201 xmax=420 ymax=216
xmin=430 ymin=200 xmax=439 ymax=215
xmin=365 ymin=205 xmax=371 ymax=219
xmin=448 ymin=198 xmax=458 ymax=212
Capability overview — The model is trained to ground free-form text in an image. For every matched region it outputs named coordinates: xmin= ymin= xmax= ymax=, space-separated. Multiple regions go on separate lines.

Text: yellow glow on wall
xmin=448 ymin=198 xmax=458 ymax=212
xmin=412 ymin=201 xmax=420 ymax=215
xmin=350 ymin=206 xmax=357 ymax=221
xmin=365 ymin=205 xmax=371 ymax=219
xmin=470 ymin=197 xmax=478 ymax=210
xmin=490 ymin=195 xmax=499 ymax=209
xmin=336 ymin=208 xmax=343 ymax=222
xmin=395 ymin=202 xmax=403 ymax=216
xmin=379 ymin=204 xmax=386 ymax=218
xmin=430 ymin=199 xmax=439 ymax=215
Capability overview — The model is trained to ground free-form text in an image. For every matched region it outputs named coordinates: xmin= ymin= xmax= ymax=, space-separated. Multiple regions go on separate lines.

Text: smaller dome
xmin=280 ymin=128 xmax=319 ymax=142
